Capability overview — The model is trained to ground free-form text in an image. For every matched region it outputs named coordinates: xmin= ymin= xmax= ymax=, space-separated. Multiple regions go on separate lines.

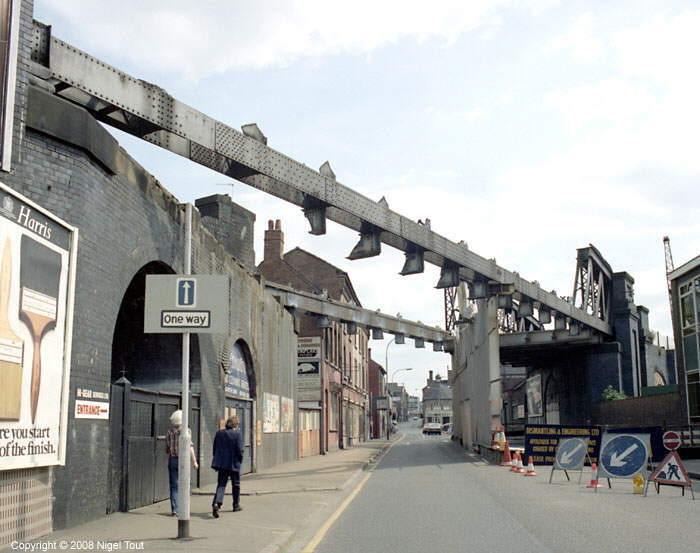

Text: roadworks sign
xmin=648 ymin=451 xmax=691 ymax=487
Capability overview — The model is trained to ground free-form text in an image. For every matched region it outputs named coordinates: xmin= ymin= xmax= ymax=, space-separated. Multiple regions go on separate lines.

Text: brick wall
xmin=591 ymin=392 xmax=685 ymax=428
xmin=0 ymin=0 xmax=297 ymax=536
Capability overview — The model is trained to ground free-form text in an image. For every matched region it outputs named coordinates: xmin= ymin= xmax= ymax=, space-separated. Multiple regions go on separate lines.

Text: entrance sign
xmin=144 ymin=274 xmax=229 ymax=333
xmin=0 ymin=182 xmax=77 ymax=471
xmin=598 ymin=433 xmax=650 ymax=479
xmin=645 ymin=451 xmax=694 ymax=499
xmin=662 ymin=430 xmax=681 ymax=451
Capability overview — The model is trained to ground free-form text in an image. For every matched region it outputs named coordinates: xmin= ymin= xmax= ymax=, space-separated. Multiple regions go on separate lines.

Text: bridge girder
xmin=29 ymin=21 xmax=612 ymax=336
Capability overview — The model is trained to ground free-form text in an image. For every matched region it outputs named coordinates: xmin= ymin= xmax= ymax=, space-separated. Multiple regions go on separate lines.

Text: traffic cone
xmin=586 ymin=462 xmax=604 ymax=489
xmin=524 ymin=456 xmax=537 ymax=476
xmin=501 ymin=442 xmax=512 ymax=467
xmin=510 ymin=452 xmax=520 ymax=472
xmin=515 ymin=453 xmax=525 ymax=474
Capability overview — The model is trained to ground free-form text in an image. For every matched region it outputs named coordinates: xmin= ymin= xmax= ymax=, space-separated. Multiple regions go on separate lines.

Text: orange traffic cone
xmin=516 ymin=453 xmax=525 ymax=474
xmin=510 ymin=452 xmax=520 ymax=472
xmin=524 ymin=456 xmax=537 ymax=476
xmin=586 ymin=462 xmax=604 ymax=489
xmin=501 ymin=442 xmax=512 ymax=467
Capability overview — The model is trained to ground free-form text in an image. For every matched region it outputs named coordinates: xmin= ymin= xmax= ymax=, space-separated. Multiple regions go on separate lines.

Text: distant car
xmin=422 ymin=422 xmax=442 ymax=435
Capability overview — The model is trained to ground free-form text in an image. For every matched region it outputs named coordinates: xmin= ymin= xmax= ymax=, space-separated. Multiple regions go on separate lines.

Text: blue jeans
xmin=213 ymin=470 xmax=240 ymax=508
xmin=168 ymin=456 xmax=179 ymax=514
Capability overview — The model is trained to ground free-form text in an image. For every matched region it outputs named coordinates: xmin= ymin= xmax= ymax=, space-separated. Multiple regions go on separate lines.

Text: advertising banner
xmin=0 ymin=182 xmax=77 ymax=469
xmin=524 ymin=424 xmax=601 ymax=466
xmin=280 ymin=396 xmax=294 ymax=433
xmin=263 ymin=392 xmax=280 ymax=433
xmin=526 ymin=374 xmax=543 ymax=417
xmin=297 ymin=336 xmax=321 ymax=402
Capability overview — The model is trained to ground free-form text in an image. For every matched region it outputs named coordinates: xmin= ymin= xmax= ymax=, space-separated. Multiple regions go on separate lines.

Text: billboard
xmin=297 ymin=336 xmax=321 ymax=402
xmin=0 ymin=182 xmax=77 ymax=469
xmin=524 ymin=424 xmax=601 ymax=466
xmin=263 ymin=392 xmax=279 ymax=433
xmin=280 ymin=396 xmax=294 ymax=433
xmin=526 ymin=374 xmax=543 ymax=418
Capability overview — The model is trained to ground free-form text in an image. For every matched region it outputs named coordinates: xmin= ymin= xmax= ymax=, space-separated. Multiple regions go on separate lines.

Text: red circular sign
xmin=662 ymin=431 xmax=681 ymax=450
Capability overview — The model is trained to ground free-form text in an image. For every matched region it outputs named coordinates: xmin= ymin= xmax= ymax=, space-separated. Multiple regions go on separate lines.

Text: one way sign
xmin=144 ymin=274 xmax=229 ymax=334
xmin=177 ymin=278 xmax=196 ymax=307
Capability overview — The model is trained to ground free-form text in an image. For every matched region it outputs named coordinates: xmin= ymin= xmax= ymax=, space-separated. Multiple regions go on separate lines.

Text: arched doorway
xmin=108 ymin=262 xmax=201 ymax=512
xmin=223 ymin=340 xmax=255 ymax=474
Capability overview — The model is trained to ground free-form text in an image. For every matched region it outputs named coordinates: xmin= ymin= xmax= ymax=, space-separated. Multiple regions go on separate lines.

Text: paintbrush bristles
xmin=21 ymin=287 xmax=57 ymax=319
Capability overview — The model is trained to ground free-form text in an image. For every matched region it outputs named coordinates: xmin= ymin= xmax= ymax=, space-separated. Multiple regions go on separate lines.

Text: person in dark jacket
xmin=211 ymin=415 xmax=244 ymax=518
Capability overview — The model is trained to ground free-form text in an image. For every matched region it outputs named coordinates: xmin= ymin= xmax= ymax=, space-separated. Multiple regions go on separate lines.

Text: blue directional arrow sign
xmin=598 ymin=433 xmax=650 ymax=479
xmin=555 ymin=438 xmax=587 ymax=470
xmin=177 ymin=278 xmax=196 ymax=307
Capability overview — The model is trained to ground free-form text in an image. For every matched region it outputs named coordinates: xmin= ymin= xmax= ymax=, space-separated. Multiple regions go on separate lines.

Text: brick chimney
xmin=264 ymin=219 xmax=284 ymax=261
xmin=428 ymin=370 xmax=433 ymax=382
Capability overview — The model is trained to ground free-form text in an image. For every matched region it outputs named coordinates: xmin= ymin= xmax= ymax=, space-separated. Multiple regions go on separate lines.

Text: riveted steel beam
xmin=36 ymin=24 xmax=611 ymax=336
xmin=265 ymin=281 xmax=449 ymax=343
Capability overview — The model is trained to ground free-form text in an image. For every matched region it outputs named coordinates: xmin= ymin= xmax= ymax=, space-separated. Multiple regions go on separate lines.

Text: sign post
xmin=143 ymin=203 xmax=230 ymax=539
xmin=178 ymin=203 xmax=192 ymax=540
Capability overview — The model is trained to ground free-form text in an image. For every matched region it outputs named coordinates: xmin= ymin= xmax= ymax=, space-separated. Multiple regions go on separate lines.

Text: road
xmin=311 ymin=423 xmax=700 ymax=553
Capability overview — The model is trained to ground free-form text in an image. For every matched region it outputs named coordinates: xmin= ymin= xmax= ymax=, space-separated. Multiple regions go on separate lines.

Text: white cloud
xmin=36 ymin=0 xmax=541 ymax=79
xmin=546 ymin=13 xmax=606 ymax=63
xmin=543 ymin=78 xmax=656 ymax=133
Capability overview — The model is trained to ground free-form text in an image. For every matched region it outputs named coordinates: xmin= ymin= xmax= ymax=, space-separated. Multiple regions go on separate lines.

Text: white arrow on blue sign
xmin=555 ymin=438 xmax=587 ymax=470
xmin=177 ymin=278 xmax=196 ymax=307
xmin=598 ymin=433 xmax=650 ymax=479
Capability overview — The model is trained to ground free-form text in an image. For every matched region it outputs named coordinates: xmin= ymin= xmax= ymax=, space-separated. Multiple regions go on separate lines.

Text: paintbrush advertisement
xmin=0 ymin=183 xmax=76 ymax=470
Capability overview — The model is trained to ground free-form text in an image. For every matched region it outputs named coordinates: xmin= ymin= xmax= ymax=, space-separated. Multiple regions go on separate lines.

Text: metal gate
xmin=108 ymin=381 xmax=200 ymax=512
xmin=224 ymin=397 xmax=252 ymax=474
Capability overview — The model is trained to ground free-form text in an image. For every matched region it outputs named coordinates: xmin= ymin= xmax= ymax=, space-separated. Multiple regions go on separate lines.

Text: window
xmin=680 ymin=277 xmax=700 ymax=419
xmin=689 ymin=372 xmax=700 ymax=420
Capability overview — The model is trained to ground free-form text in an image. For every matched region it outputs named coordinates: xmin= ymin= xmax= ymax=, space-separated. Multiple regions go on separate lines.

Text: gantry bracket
xmin=303 ymin=194 xmax=328 ymax=235
xmin=399 ymin=243 xmax=425 ymax=275
xmin=347 ymin=222 xmax=382 ymax=260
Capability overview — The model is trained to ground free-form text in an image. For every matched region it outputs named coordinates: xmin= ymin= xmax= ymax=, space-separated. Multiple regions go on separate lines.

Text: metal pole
xmin=178 ymin=203 xmax=192 ymax=539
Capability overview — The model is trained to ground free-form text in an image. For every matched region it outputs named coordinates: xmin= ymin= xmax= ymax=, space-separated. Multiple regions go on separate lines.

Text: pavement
xmin=683 ymin=457 xmax=700 ymax=480
xmin=4 ymin=438 xmax=395 ymax=553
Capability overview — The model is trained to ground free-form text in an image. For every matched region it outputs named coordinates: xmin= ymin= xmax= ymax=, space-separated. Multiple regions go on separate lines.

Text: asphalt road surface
xmin=313 ymin=423 xmax=700 ymax=553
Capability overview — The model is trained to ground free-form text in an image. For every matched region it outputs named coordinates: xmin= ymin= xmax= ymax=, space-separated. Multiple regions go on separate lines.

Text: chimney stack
xmin=429 ymin=370 xmax=433 ymax=382
xmin=264 ymin=219 xmax=284 ymax=261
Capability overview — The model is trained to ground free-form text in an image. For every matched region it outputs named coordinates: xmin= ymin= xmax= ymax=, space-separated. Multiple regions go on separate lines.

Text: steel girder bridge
xmin=28 ymin=21 xmax=613 ymax=342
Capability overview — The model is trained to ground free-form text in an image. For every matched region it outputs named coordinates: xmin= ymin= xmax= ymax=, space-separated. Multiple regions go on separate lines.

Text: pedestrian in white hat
xmin=165 ymin=409 xmax=198 ymax=516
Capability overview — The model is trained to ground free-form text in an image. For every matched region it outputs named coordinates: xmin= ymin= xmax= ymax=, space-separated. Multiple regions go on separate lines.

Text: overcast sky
xmin=35 ymin=1 xmax=699 ymax=398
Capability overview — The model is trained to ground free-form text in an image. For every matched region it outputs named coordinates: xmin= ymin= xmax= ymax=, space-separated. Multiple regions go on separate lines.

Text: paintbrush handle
xmin=22 ymin=311 xmax=52 ymax=424
xmin=30 ymin=333 xmax=41 ymax=424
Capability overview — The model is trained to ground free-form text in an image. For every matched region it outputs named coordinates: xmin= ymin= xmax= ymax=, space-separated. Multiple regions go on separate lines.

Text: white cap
xmin=170 ymin=410 xmax=182 ymax=426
